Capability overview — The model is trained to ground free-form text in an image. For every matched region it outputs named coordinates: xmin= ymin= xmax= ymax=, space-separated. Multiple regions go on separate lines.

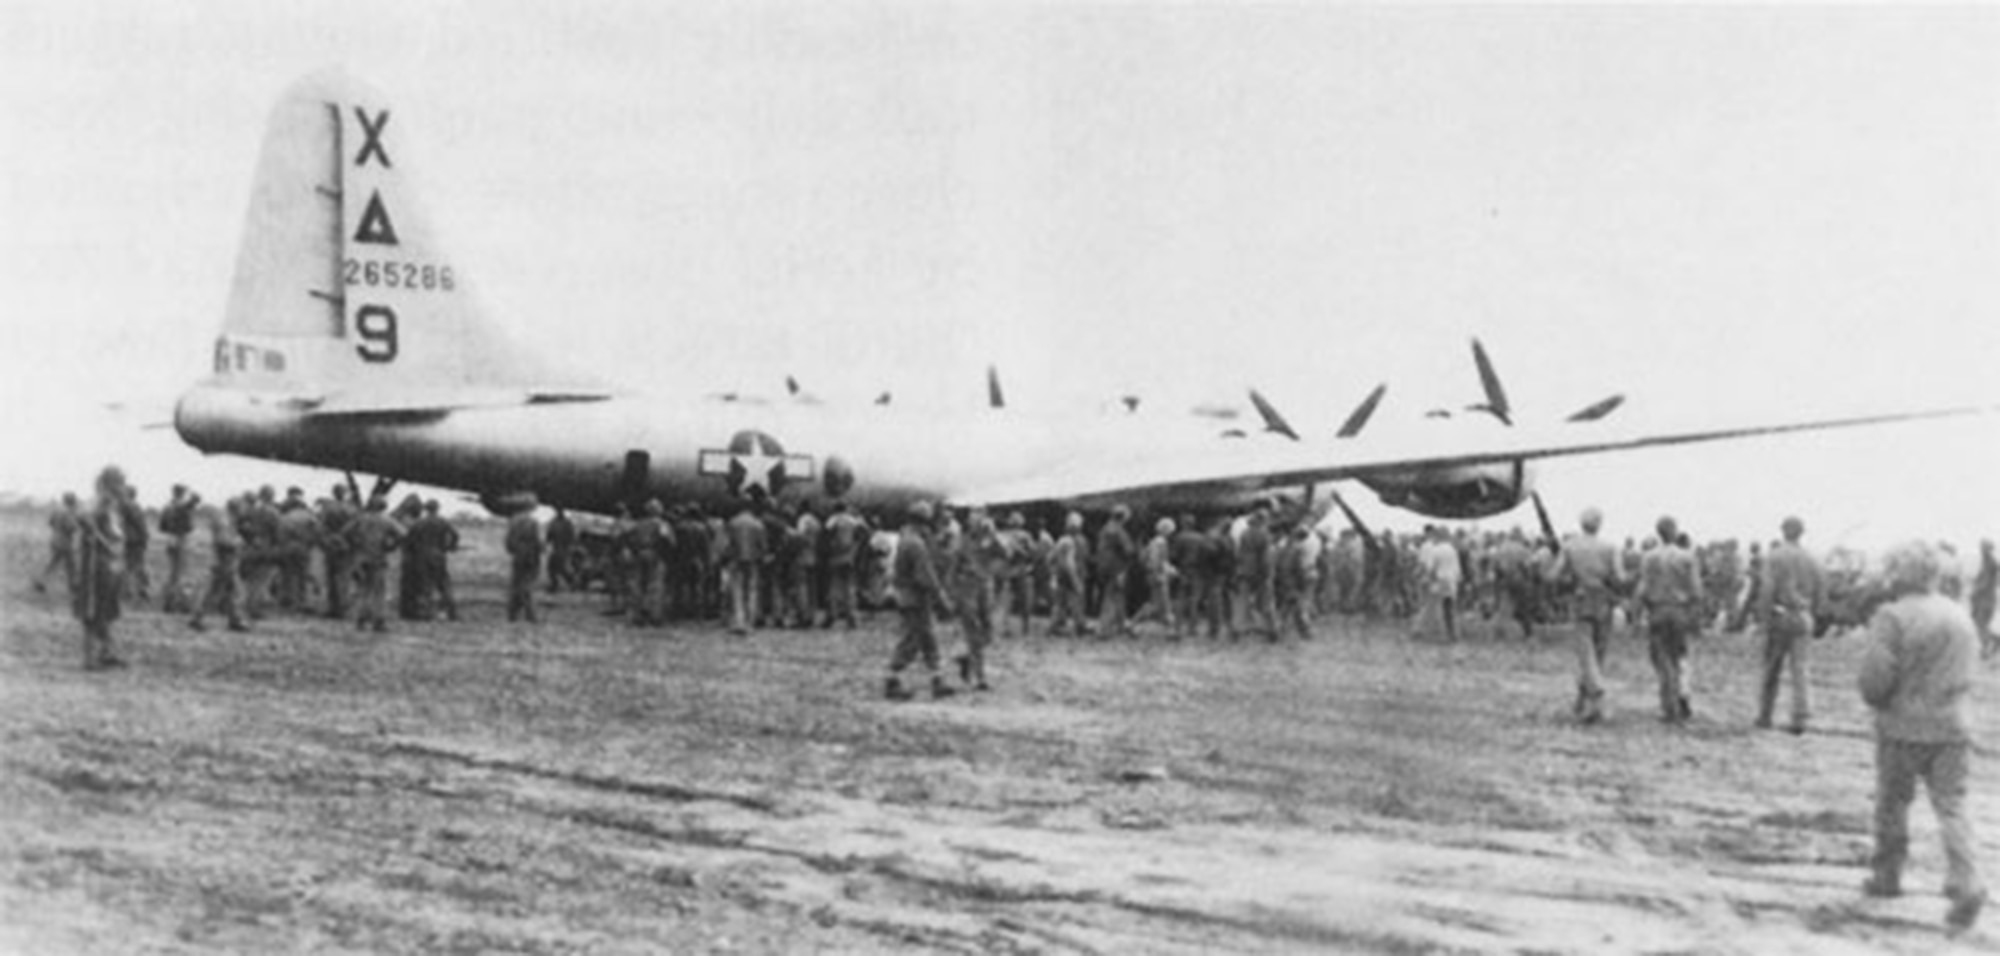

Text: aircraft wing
xmin=948 ymin=402 xmax=1997 ymax=509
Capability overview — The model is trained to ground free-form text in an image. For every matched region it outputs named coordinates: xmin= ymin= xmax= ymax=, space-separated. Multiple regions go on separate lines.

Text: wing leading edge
xmin=948 ymin=402 xmax=1999 ymax=509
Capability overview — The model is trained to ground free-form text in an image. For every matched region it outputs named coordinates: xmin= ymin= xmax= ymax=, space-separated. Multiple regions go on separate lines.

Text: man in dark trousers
xmin=505 ymin=499 xmax=544 ymax=623
xmin=405 ymin=500 xmax=460 ymax=621
xmin=1094 ymin=504 xmax=1137 ymax=639
xmin=545 ymin=507 xmax=577 ymax=593
xmin=158 ymin=485 xmax=199 ymax=613
xmin=1756 ymin=516 xmax=1823 ymax=733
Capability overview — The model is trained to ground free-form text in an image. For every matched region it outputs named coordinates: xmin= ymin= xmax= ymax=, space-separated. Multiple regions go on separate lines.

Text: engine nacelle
xmin=1361 ymin=459 xmax=1534 ymax=521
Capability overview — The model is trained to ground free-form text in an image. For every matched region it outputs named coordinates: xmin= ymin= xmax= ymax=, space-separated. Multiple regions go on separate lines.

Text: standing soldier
xmin=1195 ymin=518 xmax=1232 ymax=639
xmin=117 ymin=481 xmax=151 ymax=604
xmin=999 ymin=512 xmax=1036 ymax=637
xmin=504 ymin=499 xmax=543 ymax=623
xmin=1094 ymin=505 xmax=1138 ymax=639
xmin=1134 ymin=518 xmax=1179 ymax=636
xmin=275 ymin=489 xmax=318 ymax=611
xmin=952 ymin=508 xmax=1006 ymax=691
xmin=1551 ymin=509 xmax=1626 ymax=724
xmin=1415 ymin=525 xmax=1463 ymax=642
xmin=725 ymin=502 xmax=767 ymax=635
xmin=1857 ymin=541 xmax=1986 ymax=931
xmin=886 ymin=502 xmax=957 ymax=701
xmin=75 ymin=466 xmax=128 ymax=670
xmin=1048 ymin=512 xmax=1087 ymax=637
xmin=760 ymin=505 xmax=793 ymax=628
xmin=625 ymin=499 xmax=670 ymax=626
xmin=1637 ymin=516 xmax=1704 ymax=724
xmin=545 ymin=507 xmax=578 ymax=594
xmin=1275 ymin=523 xmax=1315 ymax=641
xmin=823 ymin=501 xmax=865 ymax=629
xmin=158 ymin=485 xmax=198 ymax=613
xmin=31 ymin=493 xmax=81 ymax=595
xmin=189 ymin=496 xmax=248 ymax=633
xmin=1236 ymin=509 xmax=1278 ymax=641
xmin=318 ymin=485 xmax=356 ymax=619
xmin=791 ymin=505 xmax=823 ymax=628
xmin=406 ymin=500 xmax=460 ymax=622
xmin=238 ymin=486 xmax=280 ymax=620
xmin=345 ymin=495 xmax=405 ymax=632
xmin=1756 ymin=517 xmax=1824 ymax=734
xmin=602 ymin=503 xmax=635 ymax=615
xmin=1171 ymin=515 xmax=1209 ymax=631
xmin=1490 ymin=529 xmax=1537 ymax=641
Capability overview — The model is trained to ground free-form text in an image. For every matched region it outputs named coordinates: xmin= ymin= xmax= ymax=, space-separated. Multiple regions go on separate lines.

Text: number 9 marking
xmin=355 ymin=305 xmax=399 ymax=363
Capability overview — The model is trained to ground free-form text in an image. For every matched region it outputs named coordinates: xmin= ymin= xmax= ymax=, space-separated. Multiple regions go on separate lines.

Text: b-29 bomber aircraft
xmin=175 ymin=72 xmax=1990 ymax=519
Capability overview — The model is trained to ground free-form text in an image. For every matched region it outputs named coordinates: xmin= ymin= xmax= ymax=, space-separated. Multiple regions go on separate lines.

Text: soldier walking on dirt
xmin=189 ymin=496 xmax=248 ymax=632
xmin=1755 ymin=517 xmax=1823 ymax=733
xmin=31 ymin=492 xmax=81 ymax=596
xmin=76 ymin=466 xmax=128 ymax=670
xmin=1551 ymin=508 xmax=1625 ymax=724
xmin=1637 ymin=516 xmax=1703 ymax=724
xmin=886 ymin=502 xmax=957 ymax=701
xmin=1858 ymin=540 xmax=1986 ymax=932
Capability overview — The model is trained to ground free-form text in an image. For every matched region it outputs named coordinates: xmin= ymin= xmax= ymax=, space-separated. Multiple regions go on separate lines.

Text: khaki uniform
xmin=1859 ymin=593 xmax=1984 ymax=908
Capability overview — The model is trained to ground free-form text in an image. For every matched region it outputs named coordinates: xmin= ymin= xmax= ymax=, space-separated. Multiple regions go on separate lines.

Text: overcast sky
xmin=2 ymin=2 xmax=1995 ymax=550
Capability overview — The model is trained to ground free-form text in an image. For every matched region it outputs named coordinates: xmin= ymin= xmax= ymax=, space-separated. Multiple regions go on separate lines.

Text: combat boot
xmin=884 ymin=676 xmax=913 ymax=702
xmin=930 ymin=676 xmax=957 ymax=700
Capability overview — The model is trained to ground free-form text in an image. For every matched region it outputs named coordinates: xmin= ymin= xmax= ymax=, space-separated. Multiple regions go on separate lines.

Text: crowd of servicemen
xmin=29 ymin=467 xmax=2000 ymax=931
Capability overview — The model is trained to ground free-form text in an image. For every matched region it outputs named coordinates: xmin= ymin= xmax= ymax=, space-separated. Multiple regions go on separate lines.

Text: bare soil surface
xmin=3 ymin=507 xmax=1997 ymax=954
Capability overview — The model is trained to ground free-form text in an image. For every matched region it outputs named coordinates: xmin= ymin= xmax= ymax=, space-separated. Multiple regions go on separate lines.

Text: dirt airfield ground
xmin=2 ymin=506 xmax=1998 ymax=955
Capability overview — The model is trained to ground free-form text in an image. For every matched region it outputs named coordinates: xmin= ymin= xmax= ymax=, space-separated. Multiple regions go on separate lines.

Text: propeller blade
xmin=987 ymin=364 xmax=1005 ymax=410
xmin=1335 ymin=383 xmax=1388 ymax=438
xmin=1328 ymin=489 xmax=1376 ymax=545
xmin=874 ymin=391 xmax=892 ymax=406
xmin=1530 ymin=491 xmax=1560 ymax=552
xmin=786 ymin=375 xmax=801 ymax=396
xmin=1470 ymin=338 xmax=1512 ymax=425
xmin=1247 ymin=389 xmax=1300 ymax=440
xmin=1565 ymin=394 xmax=1626 ymax=423
xmin=1121 ymin=395 xmax=1141 ymax=414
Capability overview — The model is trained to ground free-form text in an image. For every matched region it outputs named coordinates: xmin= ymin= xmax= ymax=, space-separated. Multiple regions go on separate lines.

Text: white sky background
xmin=1 ymin=2 xmax=1995 ymax=551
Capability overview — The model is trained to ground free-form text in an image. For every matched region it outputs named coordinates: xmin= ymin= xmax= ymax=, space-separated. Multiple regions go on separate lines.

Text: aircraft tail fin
xmin=211 ymin=70 xmax=604 ymax=401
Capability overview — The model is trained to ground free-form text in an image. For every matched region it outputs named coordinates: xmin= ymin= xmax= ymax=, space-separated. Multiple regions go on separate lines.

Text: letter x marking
xmin=355 ymin=108 xmax=392 ymax=168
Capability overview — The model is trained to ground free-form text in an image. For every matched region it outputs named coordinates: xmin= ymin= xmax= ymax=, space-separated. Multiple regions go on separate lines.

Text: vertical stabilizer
xmin=213 ymin=70 xmax=599 ymax=399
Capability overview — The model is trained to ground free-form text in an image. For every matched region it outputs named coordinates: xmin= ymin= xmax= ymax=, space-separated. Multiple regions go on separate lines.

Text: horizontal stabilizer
xmin=301 ymin=387 xmax=612 ymax=418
